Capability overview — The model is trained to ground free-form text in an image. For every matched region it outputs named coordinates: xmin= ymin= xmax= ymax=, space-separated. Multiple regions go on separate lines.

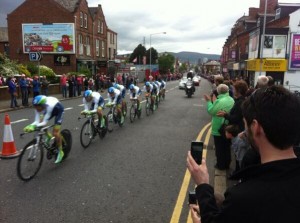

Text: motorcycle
xmin=185 ymin=79 xmax=195 ymax=98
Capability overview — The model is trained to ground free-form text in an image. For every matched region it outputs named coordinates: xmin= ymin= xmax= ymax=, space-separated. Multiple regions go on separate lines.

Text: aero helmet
xmin=33 ymin=95 xmax=47 ymax=106
xmin=84 ymin=90 xmax=92 ymax=98
xmin=108 ymin=87 xmax=115 ymax=93
xmin=129 ymin=84 xmax=135 ymax=90
xmin=113 ymin=83 xmax=119 ymax=88
xmin=145 ymin=82 xmax=150 ymax=87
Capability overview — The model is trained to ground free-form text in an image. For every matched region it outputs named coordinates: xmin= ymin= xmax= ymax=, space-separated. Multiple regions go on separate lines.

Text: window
xmin=97 ymin=20 xmax=101 ymax=33
xmin=96 ymin=39 xmax=99 ymax=56
xmin=86 ymin=36 xmax=90 ymax=56
xmin=84 ymin=13 xmax=88 ymax=28
xmin=79 ymin=34 xmax=83 ymax=55
xmin=101 ymin=40 xmax=105 ymax=57
xmin=245 ymin=43 xmax=249 ymax=53
xmin=100 ymin=22 xmax=104 ymax=34
xmin=80 ymin=12 xmax=83 ymax=27
xmin=275 ymin=8 xmax=281 ymax=20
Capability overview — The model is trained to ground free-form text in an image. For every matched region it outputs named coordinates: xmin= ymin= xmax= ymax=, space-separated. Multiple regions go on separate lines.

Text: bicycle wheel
xmin=100 ymin=115 xmax=108 ymax=138
xmin=80 ymin=120 xmax=94 ymax=148
xmin=114 ymin=107 xmax=123 ymax=127
xmin=123 ymin=101 xmax=128 ymax=118
xmin=129 ymin=105 xmax=136 ymax=123
xmin=146 ymin=100 xmax=150 ymax=116
xmin=61 ymin=129 xmax=72 ymax=160
xmin=107 ymin=111 xmax=114 ymax=133
xmin=17 ymin=139 xmax=44 ymax=181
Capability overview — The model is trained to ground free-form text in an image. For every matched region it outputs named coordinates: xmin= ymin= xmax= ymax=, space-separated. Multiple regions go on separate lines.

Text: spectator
xmin=211 ymin=75 xmax=224 ymax=99
xmin=88 ymin=78 xmax=94 ymax=90
xmin=204 ymin=84 xmax=234 ymax=170
xmin=72 ymin=75 xmax=77 ymax=97
xmin=187 ymin=85 xmax=300 ymax=223
xmin=68 ymin=75 xmax=74 ymax=97
xmin=255 ymin=75 xmax=268 ymax=89
xmin=225 ymin=124 xmax=251 ymax=174
xmin=32 ymin=75 xmax=40 ymax=97
xmin=77 ymin=75 xmax=83 ymax=96
xmin=19 ymin=74 xmax=29 ymax=106
xmin=41 ymin=76 xmax=49 ymax=96
xmin=217 ymin=80 xmax=248 ymax=133
xmin=84 ymin=77 xmax=89 ymax=91
xmin=95 ymin=74 xmax=100 ymax=92
xmin=267 ymin=76 xmax=275 ymax=86
xmin=7 ymin=76 xmax=19 ymax=108
xmin=60 ymin=73 xmax=67 ymax=98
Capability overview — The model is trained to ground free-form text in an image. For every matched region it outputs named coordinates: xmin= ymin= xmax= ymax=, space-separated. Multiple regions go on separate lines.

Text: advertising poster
xmin=289 ymin=34 xmax=300 ymax=70
xmin=22 ymin=23 xmax=75 ymax=54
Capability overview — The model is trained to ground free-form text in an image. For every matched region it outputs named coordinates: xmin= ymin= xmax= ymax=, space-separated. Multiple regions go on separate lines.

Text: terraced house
xmin=7 ymin=0 xmax=117 ymax=75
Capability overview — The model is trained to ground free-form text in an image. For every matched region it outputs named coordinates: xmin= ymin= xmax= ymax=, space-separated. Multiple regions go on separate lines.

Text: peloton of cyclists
xmin=24 ymin=95 xmax=65 ymax=164
xmin=107 ymin=86 xmax=124 ymax=124
xmin=144 ymin=81 xmax=155 ymax=109
xmin=81 ymin=90 xmax=106 ymax=129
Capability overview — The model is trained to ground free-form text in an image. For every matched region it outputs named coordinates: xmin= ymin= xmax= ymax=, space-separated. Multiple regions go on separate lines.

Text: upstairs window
xmin=84 ymin=13 xmax=88 ymax=28
xmin=80 ymin=12 xmax=83 ymax=27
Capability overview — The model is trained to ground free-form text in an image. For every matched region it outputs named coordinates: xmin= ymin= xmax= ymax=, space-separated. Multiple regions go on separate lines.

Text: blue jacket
xmin=8 ymin=80 xmax=17 ymax=93
xmin=32 ymin=80 xmax=40 ymax=92
xmin=19 ymin=78 xmax=27 ymax=89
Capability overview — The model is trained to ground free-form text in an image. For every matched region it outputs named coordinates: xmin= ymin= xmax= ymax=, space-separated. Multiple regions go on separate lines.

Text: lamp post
xmin=259 ymin=0 xmax=268 ymax=76
xmin=149 ymin=32 xmax=166 ymax=74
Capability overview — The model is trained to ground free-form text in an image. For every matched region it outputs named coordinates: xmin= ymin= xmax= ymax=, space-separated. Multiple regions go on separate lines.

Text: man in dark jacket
xmin=187 ymin=85 xmax=300 ymax=223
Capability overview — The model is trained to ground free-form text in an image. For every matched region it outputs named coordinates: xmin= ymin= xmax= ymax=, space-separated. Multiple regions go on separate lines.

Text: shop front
xmin=246 ymin=58 xmax=287 ymax=86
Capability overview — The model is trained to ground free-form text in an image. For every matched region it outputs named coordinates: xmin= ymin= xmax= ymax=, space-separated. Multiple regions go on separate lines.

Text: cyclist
xmin=107 ymin=87 xmax=124 ymax=124
xmin=81 ymin=90 xmax=106 ymax=129
xmin=151 ymin=81 xmax=159 ymax=110
xmin=159 ymin=79 xmax=166 ymax=98
xmin=23 ymin=95 xmax=65 ymax=164
xmin=129 ymin=83 xmax=142 ymax=111
xmin=113 ymin=83 xmax=127 ymax=116
xmin=155 ymin=80 xmax=162 ymax=100
xmin=144 ymin=81 xmax=155 ymax=109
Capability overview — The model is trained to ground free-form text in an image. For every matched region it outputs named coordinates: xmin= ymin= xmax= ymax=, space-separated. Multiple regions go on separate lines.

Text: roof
xmin=0 ymin=27 xmax=8 ymax=42
xmin=53 ymin=0 xmax=80 ymax=12
xmin=89 ymin=7 xmax=98 ymax=17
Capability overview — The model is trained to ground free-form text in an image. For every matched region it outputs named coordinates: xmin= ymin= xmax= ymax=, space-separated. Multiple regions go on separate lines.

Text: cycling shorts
xmin=49 ymin=102 xmax=64 ymax=125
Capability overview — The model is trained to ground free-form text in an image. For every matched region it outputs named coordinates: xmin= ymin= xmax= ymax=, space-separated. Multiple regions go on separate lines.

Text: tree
xmin=158 ymin=53 xmax=175 ymax=74
xmin=146 ymin=47 xmax=158 ymax=65
xmin=129 ymin=44 xmax=146 ymax=64
xmin=179 ymin=63 xmax=188 ymax=73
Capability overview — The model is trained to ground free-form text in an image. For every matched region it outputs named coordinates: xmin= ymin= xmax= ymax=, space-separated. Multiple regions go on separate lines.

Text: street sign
xmin=29 ymin=52 xmax=42 ymax=61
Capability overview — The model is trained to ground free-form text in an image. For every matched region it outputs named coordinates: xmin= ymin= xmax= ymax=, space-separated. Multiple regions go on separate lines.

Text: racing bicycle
xmin=129 ymin=99 xmax=141 ymax=123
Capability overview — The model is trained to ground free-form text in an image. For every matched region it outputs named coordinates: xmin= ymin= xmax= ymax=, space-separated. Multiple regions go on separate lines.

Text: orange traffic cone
xmin=0 ymin=114 xmax=19 ymax=159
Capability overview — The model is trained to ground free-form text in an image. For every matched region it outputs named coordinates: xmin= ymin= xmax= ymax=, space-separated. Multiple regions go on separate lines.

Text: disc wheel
xmin=17 ymin=139 xmax=44 ymax=181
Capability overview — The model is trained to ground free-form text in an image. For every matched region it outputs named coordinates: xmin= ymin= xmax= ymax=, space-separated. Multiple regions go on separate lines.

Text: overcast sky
xmin=1 ymin=0 xmax=299 ymax=55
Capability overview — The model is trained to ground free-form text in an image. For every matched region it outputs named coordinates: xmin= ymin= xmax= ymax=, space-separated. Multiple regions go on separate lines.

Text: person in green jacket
xmin=204 ymin=84 xmax=234 ymax=170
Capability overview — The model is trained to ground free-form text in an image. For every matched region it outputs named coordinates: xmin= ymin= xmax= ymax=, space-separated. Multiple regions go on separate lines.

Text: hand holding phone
xmin=191 ymin=141 xmax=203 ymax=165
xmin=188 ymin=191 xmax=197 ymax=205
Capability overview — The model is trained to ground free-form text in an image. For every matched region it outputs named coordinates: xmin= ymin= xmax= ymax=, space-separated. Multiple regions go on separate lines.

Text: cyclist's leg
xmin=97 ymin=107 xmax=105 ymax=128
xmin=52 ymin=103 xmax=64 ymax=163
xmin=116 ymin=96 xmax=124 ymax=123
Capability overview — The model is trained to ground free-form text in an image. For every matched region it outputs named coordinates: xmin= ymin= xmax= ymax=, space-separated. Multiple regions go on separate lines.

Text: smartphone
xmin=191 ymin=141 xmax=203 ymax=165
xmin=188 ymin=191 xmax=197 ymax=205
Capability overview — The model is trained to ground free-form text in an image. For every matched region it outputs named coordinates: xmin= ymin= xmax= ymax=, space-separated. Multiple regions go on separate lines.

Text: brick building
xmin=0 ymin=27 xmax=9 ymax=56
xmin=7 ymin=0 xmax=117 ymax=75
xmin=221 ymin=0 xmax=300 ymax=87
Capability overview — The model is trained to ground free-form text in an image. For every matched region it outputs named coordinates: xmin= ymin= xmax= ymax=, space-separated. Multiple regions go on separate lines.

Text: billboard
xmin=22 ymin=23 xmax=75 ymax=54
xmin=289 ymin=34 xmax=300 ymax=70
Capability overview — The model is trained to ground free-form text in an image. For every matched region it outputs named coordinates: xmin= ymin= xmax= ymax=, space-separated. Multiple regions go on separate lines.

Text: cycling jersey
xmin=152 ymin=82 xmax=159 ymax=95
xmin=143 ymin=84 xmax=153 ymax=93
xmin=114 ymin=84 xmax=126 ymax=98
xmin=31 ymin=96 xmax=64 ymax=127
xmin=108 ymin=88 xmax=122 ymax=105
xmin=130 ymin=86 xmax=142 ymax=99
xmin=161 ymin=80 xmax=166 ymax=89
xmin=83 ymin=91 xmax=105 ymax=112
xmin=155 ymin=81 xmax=162 ymax=90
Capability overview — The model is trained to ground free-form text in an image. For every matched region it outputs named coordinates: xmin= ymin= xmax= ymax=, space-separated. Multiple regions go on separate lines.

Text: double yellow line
xmin=169 ymin=122 xmax=212 ymax=223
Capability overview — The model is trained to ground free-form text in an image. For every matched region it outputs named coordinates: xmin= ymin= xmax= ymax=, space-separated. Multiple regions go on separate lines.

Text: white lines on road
xmin=11 ymin=119 xmax=28 ymax=124
xmin=193 ymin=104 xmax=204 ymax=107
xmin=78 ymin=104 xmax=84 ymax=107
xmin=64 ymin=107 xmax=73 ymax=111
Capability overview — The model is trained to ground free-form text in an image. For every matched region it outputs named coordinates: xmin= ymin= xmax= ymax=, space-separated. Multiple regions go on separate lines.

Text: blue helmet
xmin=113 ymin=83 xmax=119 ymax=89
xmin=129 ymin=84 xmax=135 ymax=90
xmin=145 ymin=81 xmax=150 ymax=87
xmin=108 ymin=87 xmax=115 ymax=94
xmin=84 ymin=90 xmax=92 ymax=98
xmin=33 ymin=95 xmax=47 ymax=106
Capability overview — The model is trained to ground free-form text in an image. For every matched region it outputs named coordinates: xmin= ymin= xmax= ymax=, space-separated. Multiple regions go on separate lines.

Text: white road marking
xmin=11 ymin=119 xmax=28 ymax=124
xmin=64 ymin=107 xmax=73 ymax=111
xmin=193 ymin=104 xmax=204 ymax=107
xmin=78 ymin=104 xmax=84 ymax=107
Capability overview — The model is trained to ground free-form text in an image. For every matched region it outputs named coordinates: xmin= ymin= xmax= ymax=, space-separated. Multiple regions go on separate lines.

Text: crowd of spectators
xmin=187 ymin=74 xmax=300 ymax=222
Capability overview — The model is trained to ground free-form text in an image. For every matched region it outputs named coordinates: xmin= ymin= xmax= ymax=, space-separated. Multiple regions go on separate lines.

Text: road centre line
xmin=11 ymin=119 xmax=28 ymax=124
xmin=169 ymin=122 xmax=212 ymax=223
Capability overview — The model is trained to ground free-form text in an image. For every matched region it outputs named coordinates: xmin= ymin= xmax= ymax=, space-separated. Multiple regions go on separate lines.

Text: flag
xmin=133 ymin=57 xmax=137 ymax=63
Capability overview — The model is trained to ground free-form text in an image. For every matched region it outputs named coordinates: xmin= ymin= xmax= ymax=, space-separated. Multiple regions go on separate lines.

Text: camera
xmin=188 ymin=191 xmax=197 ymax=205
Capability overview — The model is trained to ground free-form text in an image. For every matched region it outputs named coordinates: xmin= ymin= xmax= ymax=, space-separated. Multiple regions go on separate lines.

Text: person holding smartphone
xmin=187 ymin=86 xmax=300 ymax=223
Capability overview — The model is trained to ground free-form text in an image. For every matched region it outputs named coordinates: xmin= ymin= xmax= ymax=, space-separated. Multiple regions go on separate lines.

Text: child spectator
xmin=225 ymin=124 xmax=251 ymax=173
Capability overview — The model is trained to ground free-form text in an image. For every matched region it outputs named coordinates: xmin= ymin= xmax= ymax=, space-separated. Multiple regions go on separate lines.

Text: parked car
xmin=179 ymin=77 xmax=188 ymax=89
xmin=193 ymin=76 xmax=201 ymax=86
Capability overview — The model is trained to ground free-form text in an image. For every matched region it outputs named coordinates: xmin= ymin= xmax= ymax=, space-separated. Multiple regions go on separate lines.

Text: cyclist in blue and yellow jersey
xmin=81 ymin=90 xmax=106 ymax=129
xmin=129 ymin=83 xmax=142 ymax=111
xmin=107 ymin=87 xmax=124 ymax=124
xmin=23 ymin=95 xmax=65 ymax=163
xmin=144 ymin=81 xmax=155 ymax=108
xmin=113 ymin=83 xmax=127 ymax=115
